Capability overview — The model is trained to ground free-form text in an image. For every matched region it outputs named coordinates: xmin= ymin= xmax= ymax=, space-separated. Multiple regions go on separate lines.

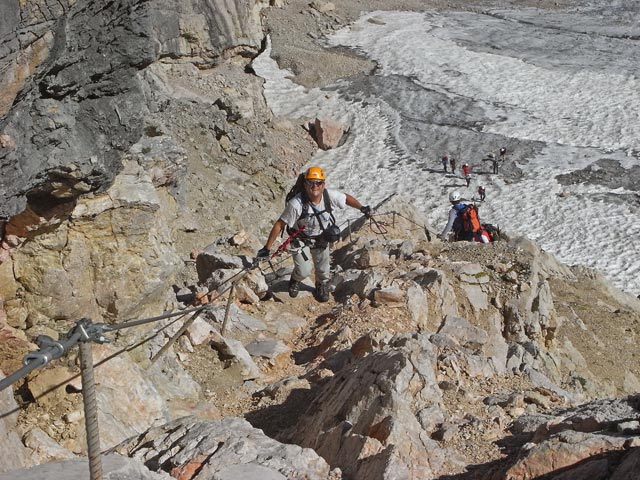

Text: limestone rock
xmin=196 ymin=245 xmax=249 ymax=282
xmin=288 ymin=333 xmax=464 ymax=479
xmin=405 ymin=268 xmax=459 ymax=318
xmin=333 ymin=269 xmax=384 ymax=301
xmin=0 ymin=0 xmax=267 ymax=220
xmin=89 ymin=344 xmax=171 ymax=450
xmin=186 ymin=317 xmax=215 ymax=346
xmin=0 ymin=370 xmax=32 ymax=473
xmin=245 ymin=337 xmax=290 ymax=359
xmin=313 ymin=118 xmax=347 ymax=150
xmin=438 ymin=315 xmax=489 ymax=350
xmin=210 ymin=330 xmax=262 ymax=380
xmin=453 ymin=262 xmax=490 ymax=284
xmin=373 ymin=285 xmax=404 ymax=305
xmin=205 ymin=304 xmax=267 ymax=336
xmin=0 ymin=454 xmax=172 ymax=480
xmin=22 ymin=428 xmax=76 ymax=464
xmin=310 ymin=1 xmax=336 ymax=13
xmin=406 ymin=283 xmax=429 ymax=330
xmin=341 ymin=241 xmax=389 ymax=270
xmin=12 ymin=160 xmax=181 ymax=323
xmin=109 ymin=416 xmax=334 ymax=479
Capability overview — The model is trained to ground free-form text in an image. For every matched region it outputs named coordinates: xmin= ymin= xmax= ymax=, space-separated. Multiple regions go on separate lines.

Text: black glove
xmin=257 ymin=247 xmax=270 ymax=258
xmin=360 ymin=205 xmax=372 ymax=218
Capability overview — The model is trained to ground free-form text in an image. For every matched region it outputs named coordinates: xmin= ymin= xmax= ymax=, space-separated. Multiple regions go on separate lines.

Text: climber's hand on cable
xmin=257 ymin=247 xmax=270 ymax=258
xmin=360 ymin=205 xmax=372 ymax=218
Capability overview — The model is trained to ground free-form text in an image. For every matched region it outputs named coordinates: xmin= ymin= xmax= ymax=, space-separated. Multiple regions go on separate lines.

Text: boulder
xmin=210 ymin=330 xmax=262 ymax=380
xmin=313 ymin=118 xmax=347 ymax=150
xmin=22 ymin=428 xmax=76 ymax=464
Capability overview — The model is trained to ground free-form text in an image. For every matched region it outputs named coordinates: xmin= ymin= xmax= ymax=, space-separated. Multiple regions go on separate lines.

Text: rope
xmin=386 ymin=210 xmax=436 ymax=241
xmin=0 ymin=329 xmax=84 ymax=392
xmin=105 ymin=305 xmax=207 ymax=332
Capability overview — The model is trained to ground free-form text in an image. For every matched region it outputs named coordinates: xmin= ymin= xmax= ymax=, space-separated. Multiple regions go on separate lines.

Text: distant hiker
xmin=485 ymin=152 xmax=499 ymax=174
xmin=441 ymin=154 xmax=449 ymax=173
xmin=499 ymin=147 xmax=507 ymax=161
xmin=257 ymin=166 xmax=370 ymax=303
xmin=477 ymin=185 xmax=486 ymax=202
xmin=438 ymin=190 xmax=483 ymax=242
xmin=449 ymin=155 xmax=456 ymax=173
xmin=461 ymin=163 xmax=471 ymax=187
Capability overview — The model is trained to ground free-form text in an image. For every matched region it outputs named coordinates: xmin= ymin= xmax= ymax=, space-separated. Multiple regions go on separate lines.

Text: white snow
xmin=253 ymin=8 xmax=640 ymax=296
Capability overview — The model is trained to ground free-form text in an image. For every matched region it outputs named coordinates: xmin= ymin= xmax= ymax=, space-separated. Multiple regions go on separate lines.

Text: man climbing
xmin=485 ymin=152 xmax=499 ymax=174
xmin=461 ymin=163 xmax=471 ymax=187
xmin=477 ymin=185 xmax=486 ymax=202
xmin=441 ymin=154 xmax=449 ymax=173
xmin=437 ymin=190 xmax=481 ymax=242
xmin=438 ymin=191 xmax=467 ymax=242
xmin=449 ymin=155 xmax=456 ymax=173
xmin=257 ymin=166 xmax=370 ymax=303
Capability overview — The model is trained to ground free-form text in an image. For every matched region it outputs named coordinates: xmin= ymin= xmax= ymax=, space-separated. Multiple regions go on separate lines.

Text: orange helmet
xmin=305 ymin=166 xmax=326 ymax=181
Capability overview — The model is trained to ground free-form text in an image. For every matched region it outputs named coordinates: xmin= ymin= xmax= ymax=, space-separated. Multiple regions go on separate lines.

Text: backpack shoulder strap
xmin=323 ymin=189 xmax=337 ymax=224
xmin=322 ymin=189 xmax=333 ymax=214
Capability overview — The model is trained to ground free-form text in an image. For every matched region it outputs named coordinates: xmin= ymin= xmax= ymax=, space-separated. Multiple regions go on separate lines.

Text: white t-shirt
xmin=280 ymin=188 xmax=347 ymax=237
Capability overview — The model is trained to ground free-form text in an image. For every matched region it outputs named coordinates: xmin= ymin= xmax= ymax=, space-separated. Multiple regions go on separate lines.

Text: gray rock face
xmin=0 ymin=453 xmax=172 ymax=480
xmin=288 ymin=333 xmax=462 ymax=479
xmin=0 ymin=370 xmax=32 ymax=473
xmin=109 ymin=416 xmax=334 ymax=479
xmin=0 ymin=0 xmax=266 ymax=220
xmin=501 ymin=395 xmax=640 ymax=479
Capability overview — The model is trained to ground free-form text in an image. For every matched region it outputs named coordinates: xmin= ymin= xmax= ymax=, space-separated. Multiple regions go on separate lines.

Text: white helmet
xmin=449 ymin=191 xmax=462 ymax=202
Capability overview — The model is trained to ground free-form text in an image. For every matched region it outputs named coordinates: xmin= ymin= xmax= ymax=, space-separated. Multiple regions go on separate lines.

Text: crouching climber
xmin=257 ymin=166 xmax=370 ymax=303
xmin=438 ymin=190 xmax=485 ymax=243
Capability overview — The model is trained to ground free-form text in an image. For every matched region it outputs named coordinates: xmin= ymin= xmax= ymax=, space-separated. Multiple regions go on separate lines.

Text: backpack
xmin=453 ymin=204 xmax=481 ymax=240
xmin=285 ymin=173 xmax=307 ymax=204
xmin=481 ymin=223 xmax=501 ymax=242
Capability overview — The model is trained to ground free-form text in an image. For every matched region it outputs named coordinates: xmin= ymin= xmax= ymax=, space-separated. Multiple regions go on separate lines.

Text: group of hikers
xmin=440 ymin=147 xmax=507 ymax=192
xmin=257 ymin=151 xmax=506 ymax=302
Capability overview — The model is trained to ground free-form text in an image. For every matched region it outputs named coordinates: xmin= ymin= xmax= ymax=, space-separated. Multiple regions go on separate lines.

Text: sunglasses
xmin=306 ymin=180 xmax=325 ymax=187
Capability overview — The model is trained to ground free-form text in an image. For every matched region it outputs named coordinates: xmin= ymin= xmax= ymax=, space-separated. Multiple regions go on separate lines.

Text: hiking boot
xmin=315 ymin=282 xmax=330 ymax=303
xmin=288 ymin=278 xmax=300 ymax=298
